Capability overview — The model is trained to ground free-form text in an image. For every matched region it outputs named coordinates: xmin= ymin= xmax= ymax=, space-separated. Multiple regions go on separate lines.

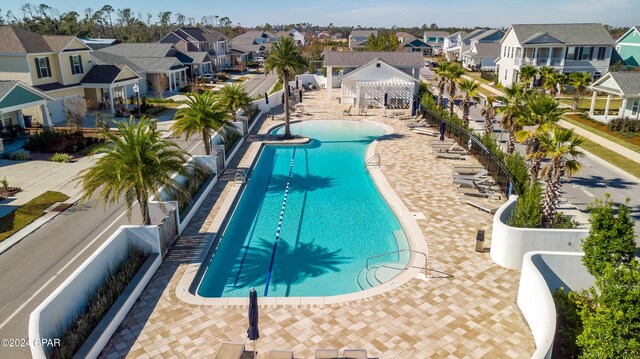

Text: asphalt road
xmin=0 ymin=134 xmax=204 ymax=358
xmin=420 ymin=67 xmax=640 ymax=243
xmin=242 ymin=71 xmax=279 ymax=98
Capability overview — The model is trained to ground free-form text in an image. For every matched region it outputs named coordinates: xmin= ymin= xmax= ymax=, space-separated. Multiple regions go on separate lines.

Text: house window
xmin=69 ymin=55 xmax=84 ymax=75
xmin=566 ymin=47 xmax=575 ymax=60
xmin=376 ymin=63 xmax=381 ymax=68
xmin=632 ymin=99 xmax=639 ymax=115
xmin=581 ymin=46 xmax=592 ymax=60
xmin=34 ymin=57 xmax=51 ymax=78
xmin=597 ymin=46 xmax=607 ymax=60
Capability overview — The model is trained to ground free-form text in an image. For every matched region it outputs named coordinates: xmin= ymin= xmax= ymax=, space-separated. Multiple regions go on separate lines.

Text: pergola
xmin=351 ymin=79 xmax=416 ymax=109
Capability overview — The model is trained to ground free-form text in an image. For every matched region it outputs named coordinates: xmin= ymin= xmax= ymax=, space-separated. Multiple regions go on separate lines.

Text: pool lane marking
xmin=264 ymin=147 xmax=296 ymax=296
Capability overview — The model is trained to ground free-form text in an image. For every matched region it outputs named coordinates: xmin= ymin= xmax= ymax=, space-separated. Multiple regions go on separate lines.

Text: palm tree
xmin=537 ymin=66 xmax=555 ymax=91
xmin=481 ymin=95 xmax=496 ymax=136
xmin=218 ymin=83 xmax=251 ymax=120
xmin=569 ymin=72 xmax=592 ymax=111
xmin=171 ymin=91 xmax=233 ymax=155
xmin=538 ymin=127 xmax=584 ymax=227
xmin=516 ymin=92 xmax=566 ymax=184
xmin=519 ymin=65 xmax=538 ymax=89
xmin=496 ymin=84 xmax=527 ymax=155
xmin=433 ymin=61 xmax=449 ymax=109
xmin=77 ymin=117 xmax=190 ymax=225
xmin=458 ymin=79 xmax=480 ymax=128
xmin=443 ymin=61 xmax=465 ymax=117
xmin=264 ymin=36 xmax=308 ymax=138
xmin=544 ymin=71 xmax=566 ymax=97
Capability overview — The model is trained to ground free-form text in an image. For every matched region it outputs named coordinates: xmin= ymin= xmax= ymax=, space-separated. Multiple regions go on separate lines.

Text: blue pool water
xmin=197 ymin=120 xmax=408 ymax=297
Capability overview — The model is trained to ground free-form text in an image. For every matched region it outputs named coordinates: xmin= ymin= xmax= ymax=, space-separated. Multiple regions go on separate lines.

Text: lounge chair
xmin=215 ymin=342 xmax=245 ymax=359
xmin=405 ymin=119 xmax=429 ymax=128
xmin=315 ymin=348 xmax=339 ymax=359
xmin=342 ymin=105 xmax=352 ymax=116
xmin=454 ymin=177 xmax=491 ymax=188
xmin=269 ymin=349 xmax=294 ymax=359
xmin=452 ymin=166 xmax=485 ymax=175
xmin=458 ymin=181 xmax=501 ymax=199
xmin=452 ymin=169 xmax=489 ymax=181
xmin=413 ymin=128 xmax=439 ymax=137
xmin=435 ymin=152 xmax=467 ymax=160
xmin=344 ymin=349 xmax=368 ymax=359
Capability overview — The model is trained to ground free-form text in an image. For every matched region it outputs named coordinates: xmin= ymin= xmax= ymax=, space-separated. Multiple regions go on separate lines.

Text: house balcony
xmin=515 ymin=57 xmax=565 ymax=67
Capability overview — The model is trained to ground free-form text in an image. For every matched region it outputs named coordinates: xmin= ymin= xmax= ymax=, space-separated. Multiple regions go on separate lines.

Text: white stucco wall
xmin=490 ymin=196 xmax=589 ymax=270
xmin=518 ymin=251 xmax=594 ymax=359
xmin=496 ymin=30 xmax=521 ymax=87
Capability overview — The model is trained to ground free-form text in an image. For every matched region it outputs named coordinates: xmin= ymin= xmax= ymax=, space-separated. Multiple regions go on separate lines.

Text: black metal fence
xmin=420 ymin=107 xmax=516 ymax=196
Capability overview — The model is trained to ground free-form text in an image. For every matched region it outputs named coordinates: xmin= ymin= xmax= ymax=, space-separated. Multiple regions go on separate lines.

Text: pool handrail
xmin=365 ymin=249 xmax=428 ymax=277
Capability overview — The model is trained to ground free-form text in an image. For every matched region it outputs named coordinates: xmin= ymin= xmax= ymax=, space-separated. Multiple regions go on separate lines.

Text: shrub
xmin=552 ymin=288 xmax=584 ymax=359
xmin=553 ymin=212 xmax=580 ymax=229
xmin=177 ymin=162 xmax=213 ymax=213
xmin=95 ymin=112 xmax=111 ymax=132
xmin=507 ymin=183 xmax=542 ymax=228
xmin=224 ymin=128 xmax=241 ymax=153
xmin=581 ymin=195 xmax=636 ymax=277
xmin=0 ymin=177 xmax=8 ymax=190
xmin=217 ymin=72 xmax=230 ymax=82
xmin=505 ymin=153 xmax=529 ymax=195
xmin=245 ymin=104 xmax=259 ymax=125
xmin=607 ymin=117 xmax=640 ymax=133
xmin=49 ymin=153 xmax=73 ymax=163
xmin=146 ymin=97 xmax=174 ymax=104
xmin=480 ymin=133 xmax=505 ymax=162
xmin=9 ymin=151 xmax=31 ymax=161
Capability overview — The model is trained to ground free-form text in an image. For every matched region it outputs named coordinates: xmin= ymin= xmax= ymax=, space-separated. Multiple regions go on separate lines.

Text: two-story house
xmin=159 ymin=27 xmax=231 ymax=71
xmin=443 ymin=31 xmax=468 ymax=60
xmin=496 ymin=23 xmax=615 ymax=87
xmin=614 ymin=26 xmax=640 ymax=67
xmin=276 ymin=29 xmax=306 ymax=46
xmin=349 ymin=30 xmax=378 ymax=51
xmin=461 ymin=29 xmax=505 ymax=71
xmin=423 ymin=31 xmax=450 ymax=54
xmin=231 ymin=31 xmax=279 ymax=62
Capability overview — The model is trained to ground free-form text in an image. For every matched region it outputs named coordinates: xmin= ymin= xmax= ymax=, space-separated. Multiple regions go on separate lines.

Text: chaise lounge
xmin=215 ymin=342 xmax=245 ymax=359
xmin=315 ymin=348 xmax=339 ymax=359
xmin=344 ymin=349 xmax=368 ymax=359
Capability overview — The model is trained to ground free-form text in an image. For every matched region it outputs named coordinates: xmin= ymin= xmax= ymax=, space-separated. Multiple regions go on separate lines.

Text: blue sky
xmin=3 ymin=0 xmax=638 ymax=27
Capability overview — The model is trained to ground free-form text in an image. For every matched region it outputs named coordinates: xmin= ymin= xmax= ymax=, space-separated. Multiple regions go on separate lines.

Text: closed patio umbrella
xmin=299 ymin=89 xmax=303 ymax=103
xmin=281 ymin=92 xmax=284 ymax=105
xmin=439 ymin=121 xmax=446 ymax=141
xmin=383 ymin=93 xmax=388 ymax=108
xmin=296 ymin=77 xmax=299 ymax=89
xmin=265 ymin=92 xmax=269 ymax=104
xmin=248 ymin=288 xmax=260 ymax=357
xmin=411 ymin=96 xmax=417 ymax=116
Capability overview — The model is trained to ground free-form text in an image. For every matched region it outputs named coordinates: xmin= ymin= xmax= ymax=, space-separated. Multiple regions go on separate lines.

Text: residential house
xmin=91 ymin=43 xmax=187 ymax=97
xmin=496 ymin=23 xmax=614 ymax=87
xmin=402 ymin=39 xmax=433 ymax=55
xmin=0 ymin=80 xmax=54 ymax=152
xmin=276 ymin=29 xmax=306 ymax=46
xmin=423 ymin=31 xmax=450 ymax=54
xmin=323 ymin=51 xmax=422 ymax=108
xmin=589 ymin=71 xmax=640 ymax=122
xmin=316 ymin=31 xmax=331 ymax=39
xmin=443 ymin=31 xmax=467 ymax=60
xmin=159 ymin=27 xmax=231 ymax=70
xmin=0 ymin=26 xmax=98 ymax=123
xmin=614 ymin=26 xmax=640 ymax=67
xmin=349 ymin=30 xmax=378 ymax=50
xmin=232 ymin=30 xmax=279 ymax=61
xmin=461 ymin=30 xmax=505 ymax=71
xmin=447 ymin=29 xmax=488 ymax=61
xmin=80 ymin=38 xmax=120 ymax=50
xmin=396 ymin=32 xmax=417 ymax=44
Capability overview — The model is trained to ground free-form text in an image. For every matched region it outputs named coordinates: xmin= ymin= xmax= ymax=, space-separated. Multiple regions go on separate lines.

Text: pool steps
xmin=357 ymin=230 xmax=411 ymax=289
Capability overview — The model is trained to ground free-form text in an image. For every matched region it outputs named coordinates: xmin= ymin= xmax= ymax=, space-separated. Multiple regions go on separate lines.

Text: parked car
xmin=198 ymin=73 xmax=218 ymax=84
xmin=254 ymin=57 xmax=265 ymax=64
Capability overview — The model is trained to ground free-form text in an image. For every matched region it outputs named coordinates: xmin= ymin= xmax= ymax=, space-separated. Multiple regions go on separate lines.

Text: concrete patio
xmin=99 ymin=89 xmax=535 ymax=358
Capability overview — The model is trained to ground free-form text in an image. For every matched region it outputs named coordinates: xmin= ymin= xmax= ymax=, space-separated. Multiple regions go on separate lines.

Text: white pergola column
xmin=326 ymin=66 xmax=333 ymax=100
xmin=41 ymin=103 xmax=53 ymax=128
xmin=603 ymin=94 xmax=612 ymax=122
xmin=109 ymin=86 xmax=115 ymax=114
xmin=619 ymin=97 xmax=628 ymax=117
xmin=168 ymin=73 xmax=174 ymax=92
xmin=588 ymin=91 xmax=598 ymax=117
xmin=123 ymin=85 xmax=128 ymax=109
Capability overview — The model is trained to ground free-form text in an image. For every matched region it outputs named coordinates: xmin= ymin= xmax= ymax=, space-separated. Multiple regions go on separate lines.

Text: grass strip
xmin=579 ymin=138 xmax=640 ymax=178
xmin=0 ymin=191 xmax=69 ymax=242
xmin=50 ymin=247 xmax=148 ymax=359
xmin=562 ymin=115 xmax=640 ymax=153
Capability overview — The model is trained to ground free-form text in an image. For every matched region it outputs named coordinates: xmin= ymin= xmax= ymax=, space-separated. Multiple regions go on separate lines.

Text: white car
xmin=254 ymin=57 xmax=265 ymax=64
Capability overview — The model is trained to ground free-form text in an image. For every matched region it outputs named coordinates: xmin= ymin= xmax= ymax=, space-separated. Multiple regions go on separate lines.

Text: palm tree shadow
xmin=267 ymin=173 xmax=337 ymax=194
xmin=569 ymin=175 xmax=636 ymax=189
xmin=232 ymin=238 xmax=351 ymax=295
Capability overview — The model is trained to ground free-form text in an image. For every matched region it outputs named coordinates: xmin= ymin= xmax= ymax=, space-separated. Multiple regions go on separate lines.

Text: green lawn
xmin=579 ymin=139 xmax=640 ymax=178
xmin=0 ymin=191 xmax=70 ymax=242
xmin=465 ymin=72 xmax=494 ymax=86
xmin=269 ymin=80 xmax=283 ymax=95
xmin=562 ymin=114 xmax=640 ymax=153
xmin=558 ymin=97 xmax=621 ymax=112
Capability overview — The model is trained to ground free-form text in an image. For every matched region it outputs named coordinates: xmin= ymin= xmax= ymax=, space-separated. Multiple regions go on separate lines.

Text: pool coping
xmin=175 ymin=118 xmax=428 ymax=307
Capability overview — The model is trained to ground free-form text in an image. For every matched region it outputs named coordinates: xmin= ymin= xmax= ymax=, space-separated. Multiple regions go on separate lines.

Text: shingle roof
xmin=90 ymin=51 xmax=144 ymax=74
xmin=350 ymin=30 xmax=377 ymax=38
xmin=0 ymin=81 xmax=18 ymax=100
xmin=448 ymin=31 xmax=468 ymax=38
xmin=473 ymin=29 xmax=504 ymax=42
xmin=98 ymin=43 xmax=175 ymax=58
xmin=403 ymin=39 xmax=431 ymax=48
xmin=609 ymin=72 xmax=640 ymax=94
xmin=511 ymin=23 xmax=614 ymax=45
xmin=233 ymin=31 xmax=278 ymax=43
xmin=81 ymin=64 xmax=139 ymax=84
xmin=465 ymin=42 xmax=502 ymax=58
xmin=462 ymin=29 xmax=487 ymax=44
xmin=175 ymin=27 xmax=229 ymax=42
xmin=176 ymin=51 xmax=212 ymax=64
xmin=91 ymin=49 xmax=184 ymax=73
xmin=423 ymin=31 xmax=450 ymax=38
xmin=33 ymin=82 xmax=81 ymax=92
xmin=0 ymin=26 xmax=80 ymax=54
xmin=323 ymin=51 xmax=423 ymax=68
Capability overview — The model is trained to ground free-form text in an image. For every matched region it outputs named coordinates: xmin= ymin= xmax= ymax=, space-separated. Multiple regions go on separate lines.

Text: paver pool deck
xmin=100 ymin=89 xmax=535 ymax=358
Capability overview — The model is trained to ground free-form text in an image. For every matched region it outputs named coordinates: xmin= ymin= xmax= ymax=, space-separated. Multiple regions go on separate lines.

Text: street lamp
xmin=132 ymin=84 xmax=141 ymax=119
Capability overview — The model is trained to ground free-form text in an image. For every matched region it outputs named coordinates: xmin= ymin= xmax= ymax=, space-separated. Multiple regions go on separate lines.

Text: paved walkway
xmin=100 ymin=89 xmax=535 ymax=358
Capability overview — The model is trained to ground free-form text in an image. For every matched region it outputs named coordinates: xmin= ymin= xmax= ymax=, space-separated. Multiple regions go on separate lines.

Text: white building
xmin=589 ymin=71 xmax=640 ymax=122
xmin=277 ymin=29 xmax=306 ymax=46
xmin=496 ymin=23 xmax=615 ymax=87
xmin=323 ymin=51 xmax=422 ymax=108
xmin=443 ymin=31 xmax=468 ymax=60
xmin=460 ymin=30 xmax=505 ymax=71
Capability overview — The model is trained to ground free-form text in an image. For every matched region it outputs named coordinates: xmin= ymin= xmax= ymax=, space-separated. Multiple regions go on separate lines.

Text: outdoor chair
xmin=412 ymin=128 xmax=439 ymax=137
xmin=214 ymin=342 xmax=245 ymax=359
xmin=454 ymin=177 xmax=491 ymax=188
xmin=342 ymin=105 xmax=352 ymax=116
xmin=268 ymin=349 xmax=294 ymax=359
xmin=405 ymin=119 xmax=429 ymax=128
xmin=315 ymin=348 xmax=339 ymax=359
xmin=434 ymin=152 xmax=467 ymax=160
xmin=453 ymin=169 xmax=489 ymax=182
xmin=344 ymin=349 xmax=369 ymax=359
xmin=452 ymin=166 xmax=485 ymax=175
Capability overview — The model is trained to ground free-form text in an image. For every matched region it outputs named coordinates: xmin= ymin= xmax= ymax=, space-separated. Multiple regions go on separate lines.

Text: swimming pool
xmin=197 ymin=120 xmax=409 ymax=297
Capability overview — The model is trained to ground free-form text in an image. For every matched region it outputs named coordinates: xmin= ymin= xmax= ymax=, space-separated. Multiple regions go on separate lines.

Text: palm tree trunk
xmin=507 ymin=132 xmax=516 ymax=156
xmin=484 ymin=114 xmax=493 ymax=136
xmin=462 ymin=102 xmax=469 ymax=128
xmin=437 ymin=83 xmax=444 ymax=109
xmin=541 ymin=167 xmax=561 ymax=228
xmin=137 ymin=191 xmax=152 ymax=225
xmin=202 ymin=128 xmax=211 ymax=155
xmin=283 ymin=74 xmax=292 ymax=139
xmin=448 ymin=86 xmax=455 ymax=117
